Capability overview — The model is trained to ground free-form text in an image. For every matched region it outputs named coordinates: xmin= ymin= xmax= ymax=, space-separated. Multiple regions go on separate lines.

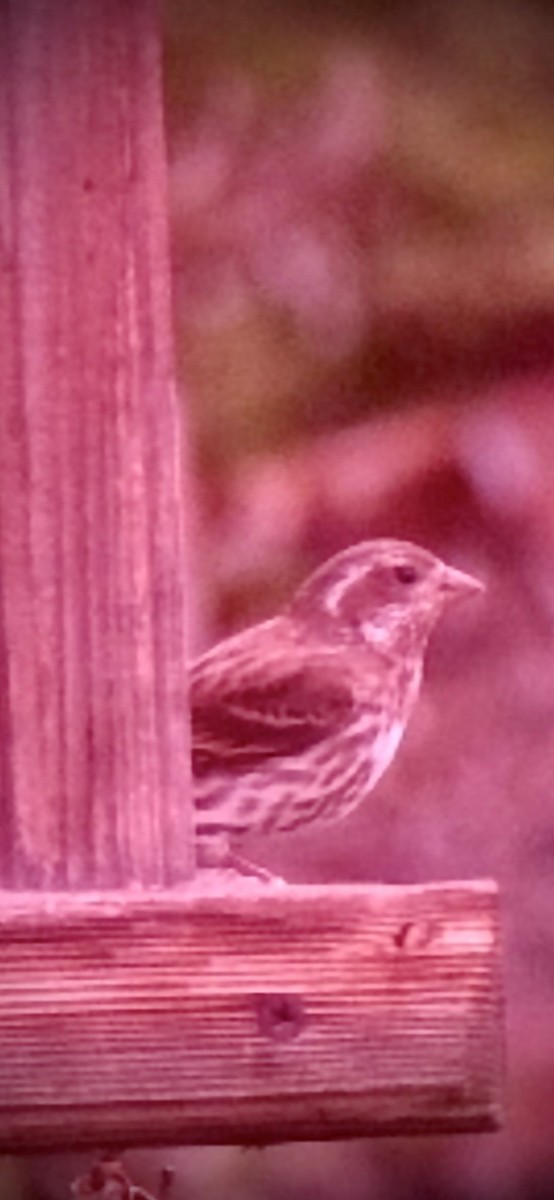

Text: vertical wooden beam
xmin=0 ymin=0 xmax=192 ymax=888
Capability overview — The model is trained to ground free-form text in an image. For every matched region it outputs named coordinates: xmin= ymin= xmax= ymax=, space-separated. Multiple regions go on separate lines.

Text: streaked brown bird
xmin=191 ymin=539 xmax=483 ymax=876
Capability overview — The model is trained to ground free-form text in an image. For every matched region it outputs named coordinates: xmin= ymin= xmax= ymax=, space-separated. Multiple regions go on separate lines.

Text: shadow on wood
xmin=0 ymin=879 xmax=504 ymax=1151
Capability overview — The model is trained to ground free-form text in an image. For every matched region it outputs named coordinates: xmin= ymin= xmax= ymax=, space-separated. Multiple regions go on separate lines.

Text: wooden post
xmin=0 ymin=0 xmax=192 ymax=889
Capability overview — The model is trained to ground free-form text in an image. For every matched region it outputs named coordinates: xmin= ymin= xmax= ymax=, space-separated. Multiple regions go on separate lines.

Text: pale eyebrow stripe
xmin=326 ymin=566 xmax=363 ymax=614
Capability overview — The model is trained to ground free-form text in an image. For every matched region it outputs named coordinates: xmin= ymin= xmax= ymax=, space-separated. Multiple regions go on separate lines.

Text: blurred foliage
xmin=165 ymin=0 xmax=554 ymax=476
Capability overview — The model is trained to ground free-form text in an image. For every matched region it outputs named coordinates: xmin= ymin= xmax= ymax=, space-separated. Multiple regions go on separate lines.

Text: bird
xmin=190 ymin=539 xmax=484 ymax=877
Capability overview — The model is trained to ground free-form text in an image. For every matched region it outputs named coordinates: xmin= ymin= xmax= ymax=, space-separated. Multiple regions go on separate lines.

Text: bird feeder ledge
xmin=0 ymin=0 xmax=505 ymax=1155
xmin=0 ymin=877 xmax=503 ymax=1151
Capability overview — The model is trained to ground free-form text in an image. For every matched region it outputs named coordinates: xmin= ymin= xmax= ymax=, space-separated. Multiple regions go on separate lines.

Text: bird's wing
xmin=190 ymin=643 xmax=355 ymax=777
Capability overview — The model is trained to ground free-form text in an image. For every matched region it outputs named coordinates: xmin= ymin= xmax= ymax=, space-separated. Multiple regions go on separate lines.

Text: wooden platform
xmin=0 ymin=879 xmax=503 ymax=1150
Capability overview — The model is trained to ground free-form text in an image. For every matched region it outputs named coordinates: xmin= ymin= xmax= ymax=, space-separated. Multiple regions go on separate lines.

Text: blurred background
xmin=14 ymin=0 xmax=554 ymax=1195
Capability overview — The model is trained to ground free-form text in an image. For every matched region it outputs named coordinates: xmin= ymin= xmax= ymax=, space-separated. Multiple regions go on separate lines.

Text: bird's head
xmin=289 ymin=539 xmax=484 ymax=655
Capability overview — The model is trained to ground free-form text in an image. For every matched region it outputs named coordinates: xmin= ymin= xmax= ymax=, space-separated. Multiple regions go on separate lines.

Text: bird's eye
xmin=393 ymin=563 xmax=418 ymax=585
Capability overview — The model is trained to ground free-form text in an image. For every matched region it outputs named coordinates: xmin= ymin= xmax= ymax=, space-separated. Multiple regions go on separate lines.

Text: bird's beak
xmin=440 ymin=563 xmax=485 ymax=602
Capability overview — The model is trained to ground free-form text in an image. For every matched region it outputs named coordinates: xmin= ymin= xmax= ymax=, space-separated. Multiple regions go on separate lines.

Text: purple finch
xmin=191 ymin=540 xmax=483 ymax=875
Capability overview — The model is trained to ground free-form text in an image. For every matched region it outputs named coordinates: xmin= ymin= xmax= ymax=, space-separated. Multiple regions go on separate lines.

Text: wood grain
xmin=0 ymin=880 xmax=504 ymax=1149
xmin=0 ymin=0 xmax=191 ymax=888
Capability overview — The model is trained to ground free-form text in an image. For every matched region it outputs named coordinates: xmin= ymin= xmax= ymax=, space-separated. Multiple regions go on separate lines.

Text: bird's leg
xmin=196 ymin=835 xmax=284 ymax=884
xmin=225 ymin=847 xmax=284 ymax=883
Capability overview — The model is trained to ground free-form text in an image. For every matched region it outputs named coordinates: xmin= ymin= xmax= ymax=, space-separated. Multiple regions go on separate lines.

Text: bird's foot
xmin=225 ymin=849 xmax=285 ymax=884
xmin=196 ymin=840 xmax=285 ymax=885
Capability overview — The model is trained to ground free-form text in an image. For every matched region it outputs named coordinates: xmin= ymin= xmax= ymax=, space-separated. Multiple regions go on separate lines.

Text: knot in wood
xmin=393 ymin=919 xmax=435 ymax=951
xmin=255 ymin=993 xmax=306 ymax=1042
